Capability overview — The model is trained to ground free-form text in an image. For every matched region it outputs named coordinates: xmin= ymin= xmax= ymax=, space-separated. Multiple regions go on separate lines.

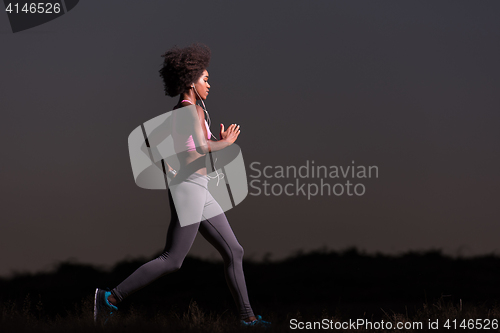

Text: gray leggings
xmin=111 ymin=172 xmax=255 ymax=320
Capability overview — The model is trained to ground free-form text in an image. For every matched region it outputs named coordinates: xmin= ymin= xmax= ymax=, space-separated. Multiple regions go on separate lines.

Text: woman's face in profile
xmin=193 ymin=69 xmax=210 ymax=100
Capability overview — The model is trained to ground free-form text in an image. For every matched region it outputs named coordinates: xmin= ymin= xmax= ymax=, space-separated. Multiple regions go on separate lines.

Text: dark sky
xmin=1 ymin=1 xmax=499 ymax=278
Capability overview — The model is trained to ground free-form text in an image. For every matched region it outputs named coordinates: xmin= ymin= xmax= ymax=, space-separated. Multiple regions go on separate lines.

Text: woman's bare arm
xmin=191 ymin=105 xmax=240 ymax=154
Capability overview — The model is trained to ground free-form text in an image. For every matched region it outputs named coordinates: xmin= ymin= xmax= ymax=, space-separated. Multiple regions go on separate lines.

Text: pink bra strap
xmin=181 ymin=99 xmax=194 ymax=105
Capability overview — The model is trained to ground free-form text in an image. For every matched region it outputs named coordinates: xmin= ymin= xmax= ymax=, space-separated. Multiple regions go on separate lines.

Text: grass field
xmin=2 ymin=248 xmax=500 ymax=332
xmin=3 ymin=295 xmax=500 ymax=332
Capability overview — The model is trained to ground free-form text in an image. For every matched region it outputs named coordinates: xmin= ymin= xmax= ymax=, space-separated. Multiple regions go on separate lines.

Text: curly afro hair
xmin=159 ymin=43 xmax=211 ymax=97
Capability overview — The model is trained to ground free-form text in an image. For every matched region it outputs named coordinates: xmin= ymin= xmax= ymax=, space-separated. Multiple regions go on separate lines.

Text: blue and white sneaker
xmin=241 ymin=315 xmax=271 ymax=329
xmin=94 ymin=287 xmax=118 ymax=325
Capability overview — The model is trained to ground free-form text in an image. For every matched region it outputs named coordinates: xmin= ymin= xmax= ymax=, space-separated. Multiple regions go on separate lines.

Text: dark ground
xmin=2 ymin=248 xmax=500 ymax=332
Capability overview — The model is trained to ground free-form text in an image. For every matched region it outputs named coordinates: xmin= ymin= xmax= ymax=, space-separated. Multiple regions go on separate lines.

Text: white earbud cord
xmin=193 ymin=86 xmax=225 ymax=186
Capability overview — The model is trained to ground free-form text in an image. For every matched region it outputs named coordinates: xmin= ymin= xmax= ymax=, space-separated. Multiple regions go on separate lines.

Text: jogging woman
xmin=94 ymin=43 xmax=270 ymax=328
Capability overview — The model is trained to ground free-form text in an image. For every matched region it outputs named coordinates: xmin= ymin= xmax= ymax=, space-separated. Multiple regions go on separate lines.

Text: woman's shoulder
xmin=193 ymin=104 xmax=206 ymax=118
xmin=173 ymin=102 xmax=198 ymax=110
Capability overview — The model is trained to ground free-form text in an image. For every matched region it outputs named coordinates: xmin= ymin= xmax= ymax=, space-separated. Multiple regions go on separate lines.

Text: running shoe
xmin=94 ymin=287 xmax=118 ymax=325
xmin=241 ymin=315 xmax=271 ymax=329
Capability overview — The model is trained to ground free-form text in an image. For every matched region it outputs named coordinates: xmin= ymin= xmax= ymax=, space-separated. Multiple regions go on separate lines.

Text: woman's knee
xmin=169 ymin=258 xmax=184 ymax=272
xmin=157 ymin=254 xmax=184 ymax=273
xmin=232 ymin=243 xmax=244 ymax=261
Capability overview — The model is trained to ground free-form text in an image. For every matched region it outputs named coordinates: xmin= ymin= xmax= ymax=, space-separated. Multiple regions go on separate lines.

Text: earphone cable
xmin=193 ymin=85 xmax=224 ymax=185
